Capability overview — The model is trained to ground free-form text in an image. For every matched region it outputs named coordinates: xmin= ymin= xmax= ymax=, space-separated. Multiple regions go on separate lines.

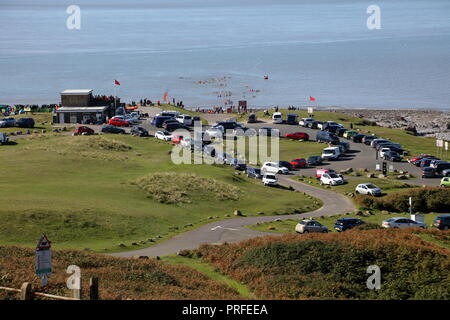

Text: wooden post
xmin=89 ymin=277 xmax=99 ymax=300
xmin=20 ymin=282 xmax=33 ymax=300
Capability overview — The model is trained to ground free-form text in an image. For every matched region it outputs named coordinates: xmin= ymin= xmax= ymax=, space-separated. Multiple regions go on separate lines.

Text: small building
xmin=53 ymin=89 xmax=117 ymax=124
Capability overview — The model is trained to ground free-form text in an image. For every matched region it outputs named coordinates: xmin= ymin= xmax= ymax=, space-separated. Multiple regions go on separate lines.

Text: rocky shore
xmin=335 ymin=109 xmax=450 ymax=140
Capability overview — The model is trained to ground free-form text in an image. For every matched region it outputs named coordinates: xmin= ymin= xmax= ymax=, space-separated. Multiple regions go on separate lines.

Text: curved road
xmin=112 ymin=176 xmax=355 ymax=258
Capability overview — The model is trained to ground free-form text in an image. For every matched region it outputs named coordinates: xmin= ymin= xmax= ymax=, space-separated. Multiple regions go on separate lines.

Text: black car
xmin=233 ymin=163 xmax=247 ymax=171
xmin=352 ymin=134 xmax=366 ymax=143
xmin=383 ymin=151 xmax=401 ymax=162
xmin=101 ymin=125 xmax=125 ymax=134
xmin=435 ymin=162 xmax=450 ymax=174
xmin=324 ymin=125 xmax=340 ymax=133
xmin=247 ymin=113 xmax=257 ymax=123
xmin=165 ymin=122 xmax=190 ymax=132
xmin=336 ymin=128 xmax=347 ymax=137
xmin=246 ymin=167 xmax=262 ymax=179
xmin=307 ymin=155 xmax=322 ymax=166
xmin=334 ymin=218 xmax=365 ymax=232
xmin=162 ymin=119 xmax=179 ymax=129
xmin=433 ymin=214 xmax=450 ymax=231
xmin=421 ymin=167 xmax=436 ymax=178
xmin=310 ymin=121 xmax=322 ymax=129
xmin=16 ymin=117 xmax=35 ymax=128
xmin=130 ymin=126 xmax=149 ymax=137
xmin=363 ymin=135 xmax=378 ymax=145
xmin=279 ymin=161 xmax=293 ymax=171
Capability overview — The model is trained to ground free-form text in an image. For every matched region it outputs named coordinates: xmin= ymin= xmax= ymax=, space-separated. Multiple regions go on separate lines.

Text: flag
xmin=163 ymin=91 xmax=168 ymax=102
xmin=114 ymin=79 xmax=121 ymax=86
xmin=309 ymin=96 xmax=316 ymax=101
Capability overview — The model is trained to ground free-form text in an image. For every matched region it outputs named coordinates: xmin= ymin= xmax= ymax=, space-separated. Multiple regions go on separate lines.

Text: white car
xmin=176 ymin=114 xmax=193 ymax=126
xmin=180 ymin=137 xmax=193 ymax=148
xmin=0 ymin=132 xmax=9 ymax=145
xmin=299 ymin=118 xmax=314 ymax=127
xmin=262 ymin=174 xmax=278 ymax=186
xmin=318 ymin=121 xmax=343 ymax=130
xmin=205 ymin=126 xmax=224 ymax=139
xmin=355 ymin=183 xmax=382 ymax=196
xmin=272 ymin=112 xmax=283 ymax=124
xmin=321 ymin=147 xmax=341 ymax=161
xmin=154 ymin=130 xmax=172 ymax=141
xmin=320 ymin=173 xmax=344 ymax=186
xmin=382 ymin=217 xmax=426 ymax=229
xmin=379 ymin=147 xmax=391 ymax=158
xmin=261 ymin=162 xmax=289 ymax=174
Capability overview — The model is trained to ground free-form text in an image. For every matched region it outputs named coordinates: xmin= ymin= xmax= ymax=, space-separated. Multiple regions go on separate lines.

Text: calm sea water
xmin=1 ymin=0 xmax=449 ymax=109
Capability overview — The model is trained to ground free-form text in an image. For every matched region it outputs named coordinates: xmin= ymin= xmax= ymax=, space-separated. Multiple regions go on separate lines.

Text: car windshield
xmin=329 ymin=173 xmax=339 ymax=178
xmin=265 ymin=175 xmax=276 ymax=179
xmin=323 ymin=150 xmax=333 ymax=154
xmin=366 ymin=184 xmax=377 ymax=189
xmin=254 ymin=169 xmax=261 ymax=174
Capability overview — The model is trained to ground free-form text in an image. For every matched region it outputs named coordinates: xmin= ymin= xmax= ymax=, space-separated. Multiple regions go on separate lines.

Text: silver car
xmin=382 ymin=217 xmax=426 ymax=229
xmin=295 ymin=219 xmax=328 ymax=234
xmin=355 ymin=183 xmax=382 ymax=196
xmin=0 ymin=117 xmax=16 ymax=127
xmin=0 ymin=132 xmax=9 ymax=145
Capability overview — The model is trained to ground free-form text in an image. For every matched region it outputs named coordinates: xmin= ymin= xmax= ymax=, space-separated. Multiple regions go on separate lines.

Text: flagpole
xmin=114 ymin=82 xmax=117 ymax=109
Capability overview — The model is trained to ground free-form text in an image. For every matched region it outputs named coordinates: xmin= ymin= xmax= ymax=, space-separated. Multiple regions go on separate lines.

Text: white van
xmin=321 ymin=147 xmax=341 ymax=161
xmin=272 ymin=112 xmax=283 ymax=124
xmin=176 ymin=114 xmax=193 ymax=126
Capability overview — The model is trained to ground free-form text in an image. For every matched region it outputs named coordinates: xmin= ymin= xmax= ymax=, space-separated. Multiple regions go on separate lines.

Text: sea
xmin=0 ymin=0 xmax=449 ymax=110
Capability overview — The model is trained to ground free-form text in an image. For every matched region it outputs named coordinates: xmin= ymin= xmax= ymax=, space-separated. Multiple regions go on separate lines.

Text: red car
xmin=73 ymin=126 xmax=94 ymax=135
xmin=315 ymin=168 xmax=336 ymax=179
xmin=290 ymin=158 xmax=307 ymax=168
xmin=172 ymin=134 xmax=184 ymax=144
xmin=285 ymin=132 xmax=309 ymax=141
xmin=108 ymin=118 xmax=130 ymax=126
xmin=408 ymin=154 xmax=435 ymax=164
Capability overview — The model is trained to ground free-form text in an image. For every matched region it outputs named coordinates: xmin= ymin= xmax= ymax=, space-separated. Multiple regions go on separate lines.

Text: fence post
xmin=89 ymin=277 xmax=99 ymax=300
xmin=20 ymin=282 xmax=33 ymax=300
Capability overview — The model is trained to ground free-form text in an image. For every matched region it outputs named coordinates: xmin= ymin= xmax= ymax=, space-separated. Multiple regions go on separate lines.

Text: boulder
xmin=233 ymin=210 xmax=243 ymax=216
xmin=397 ymin=175 xmax=408 ymax=180
xmin=119 ymin=243 xmax=126 ymax=247
xmin=367 ymin=173 xmax=375 ymax=178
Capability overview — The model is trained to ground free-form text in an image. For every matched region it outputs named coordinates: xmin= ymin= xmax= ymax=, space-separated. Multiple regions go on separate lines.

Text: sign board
xmin=389 ymin=164 xmax=394 ymax=172
xmin=36 ymin=235 xmax=52 ymax=277
xmin=382 ymin=162 xmax=387 ymax=175
xmin=436 ymin=139 xmax=444 ymax=147
xmin=375 ymin=163 xmax=381 ymax=171
xmin=411 ymin=214 xmax=424 ymax=224
xmin=445 ymin=141 xmax=448 ymax=151
xmin=307 ymin=107 xmax=314 ymax=115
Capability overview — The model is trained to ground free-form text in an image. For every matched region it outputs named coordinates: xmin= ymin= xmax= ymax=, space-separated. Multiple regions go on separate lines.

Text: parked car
xmin=352 ymin=134 xmax=366 ymax=143
xmin=261 ymin=161 xmax=289 ymax=174
xmin=433 ymin=214 xmax=450 ymax=230
xmin=363 ymin=135 xmax=378 ymax=145
xmin=382 ymin=217 xmax=426 ymax=229
xmin=286 ymin=114 xmax=298 ymax=125
xmin=299 ymin=118 xmax=314 ymax=127
xmin=101 ymin=125 xmax=125 ymax=134
xmin=171 ymin=134 xmax=185 ymax=144
xmin=321 ymin=147 xmax=341 ymax=161
xmin=262 ymin=174 xmax=278 ymax=186
xmin=258 ymin=127 xmax=279 ymax=137
xmin=355 ymin=183 xmax=382 ymax=196
xmin=408 ymin=154 xmax=436 ymax=164
xmin=316 ymin=131 xmax=340 ymax=144
xmin=166 ymin=122 xmax=190 ymax=132
xmin=216 ymin=152 xmax=234 ymax=164
xmin=295 ymin=219 xmax=328 ymax=234
xmin=0 ymin=117 xmax=16 ymax=127
xmin=16 ymin=118 xmax=35 ymax=128
xmin=334 ymin=218 xmax=365 ymax=232
xmin=0 ymin=132 xmax=9 ymax=145
xmin=442 ymin=169 xmax=450 ymax=177
xmin=440 ymin=177 xmax=450 ymax=187
xmin=421 ymin=167 xmax=436 ymax=178
xmin=233 ymin=162 xmax=247 ymax=171
xmin=205 ymin=127 xmax=224 ymax=139
xmin=247 ymin=113 xmax=257 ymax=123
xmin=272 ymin=112 xmax=283 ymax=124
xmin=383 ymin=151 xmax=401 ymax=162
xmin=315 ymin=168 xmax=336 ymax=179
xmin=73 ymin=126 xmax=94 ymax=136
xmin=324 ymin=124 xmax=341 ymax=133
xmin=130 ymin=126 xmax=149 ymax=137
xmin=290 ymin=158 xmax=307 ymax=168
xmin=278 ymin=161 xmax=294 ymax=171
xmin=176 ymin=114 xmax=193 ymax=126
xmin=109 ymin=117 xmax=130 ymax=127
xmin=370 ymin=139 xmax=390 ymax=148
xmin=320 ymin=172 xmax=344 ymax=186
xmin=307 ymin=156 xmax=322 ymax=166
xmin=379 ymin=147 xmax=392 ymax=158
xmin=336 ymin=127 xmax=347 ymax=137
xmin=154 ymin=130 xmax=172 ymax=141
xmin=162 ymin=119 xmax=179 ymax=129
xmin=310 ymin=120 xmax=323 ymax=129
xmin=152 ymin=116 xmax=174 ymax=127
xmin=285 ymin=132 xmax=309 ymax=141
xmin=246 ymin=167 xmax=262 ymax=179
xmin=337 ymin=141 xmax=350 ymax=154
xmin=342 ymin=130 xmax=357 ymax=139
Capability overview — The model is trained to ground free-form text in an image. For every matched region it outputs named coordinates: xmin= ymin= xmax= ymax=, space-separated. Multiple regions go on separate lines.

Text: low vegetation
xmin=132 ymin=172 xmax=240 ymax=204
xmin=0 ymin=246 xmax=242 ymax=300
xmin=356 ymin=187 xmax=450 ymax=213
xmin=195 ymin=228 xmax=450 ymax=299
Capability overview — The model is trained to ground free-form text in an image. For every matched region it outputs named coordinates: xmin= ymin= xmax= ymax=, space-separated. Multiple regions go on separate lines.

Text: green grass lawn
xmin=247 ymin=212 xmax=443 ymax=234
xmin=0 ymin=133 xmax=319 ymax=252
xmin=236 ymin=109 xmax=448 ymax=161
xmin=295 ymin=174 xmax=416 ymax=198
xmin=161 ymin=255 xmax=254 ymax=298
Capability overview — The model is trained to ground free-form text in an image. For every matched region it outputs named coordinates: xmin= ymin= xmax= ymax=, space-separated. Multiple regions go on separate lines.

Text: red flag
xmin=309 ymin=96 xmax=316 ymax=101
xmin=163 ymin=92 xmax=168 ymax=102
xmin=114 ymin=79 xmax=121 ymax=86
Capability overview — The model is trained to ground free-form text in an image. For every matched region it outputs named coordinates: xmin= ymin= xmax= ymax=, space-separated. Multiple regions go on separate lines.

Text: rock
xmin=233 ymin=210 xmax=243 ymax=216
xmin=367 ymin=173 xmax=375 ymax=178
xmin=358 ymin=168 xmax=368 ymax=172
xmin=119 ymin=243 xmax=126 ymax=247
xmin=208 ymin=216 xmax=213 ymax=219
xmin=378 ymin=174 xmax=387 ymax=179
xmin=131 ymin=242 xmax=138 ymax=246
xmin=26 ymin=130 xmax=31 ymax=135
xmin=356 ymin=211 xmax=364 ymax=216
xmin=257 ymin=212 xmax=265 ymax=215
xmin=346 ymin=168 xmax=354 ymax=173
xmin=156 ymin=256 xmax=161 ymax=260
xmin=397 ymin=175 xmax=408 ymax=180
xmin=224 ymin=214 xmax=230 ymax=217
xmin=84 ymin=248 xmax=92 ymax=251
xmin=147 ymin=238 xmax=154 ymax=242
xmin=16 ymin=131 xmax=22 ymax=135
xmin=140 ymin=240 xmax=146 ymax=244
xmin=41 ymin=130 xmax=46 ymax=134
xmin=268 ymin=226 xmax=276 ymax=230
xmin=185 ymin=223 xmax=193 ymax=227
xmin=138 ymin=256 xmax=149 ymax=259
xmin=177 ymin=250 xmax=190 ymax=256
xmin=381 ymin=210 xmax=390 ymax=215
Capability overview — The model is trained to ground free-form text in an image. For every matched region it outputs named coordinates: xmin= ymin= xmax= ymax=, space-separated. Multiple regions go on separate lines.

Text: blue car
xmin=246 ymin=167 xmax=262 ymax=179
xmin=334 ymin=218 xmax=365 ymax=232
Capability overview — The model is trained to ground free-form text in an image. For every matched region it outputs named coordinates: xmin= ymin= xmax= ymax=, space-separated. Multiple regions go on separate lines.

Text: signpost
xmin=382 ymin=162 xmax=387 ymax=176
xmin=307 ymin=107 xmax=314 ymax=117
xmin=35 ymin=235 xmax=52 ymax=286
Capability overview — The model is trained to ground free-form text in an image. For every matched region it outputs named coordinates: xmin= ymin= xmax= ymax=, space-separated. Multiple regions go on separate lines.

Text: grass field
xmin=247 ymin=211 xmax=443 ymax=234
xmin=0 ymin=133 xmax=320 ymax=252
xmin=236 ymin=109 xmax=448 ymax=161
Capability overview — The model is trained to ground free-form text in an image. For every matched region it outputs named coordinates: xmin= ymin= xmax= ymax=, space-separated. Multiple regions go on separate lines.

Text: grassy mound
xmin=195 ymin=228 xmax=450 ymax=299
xmin=132 ymin=172 xmax=240 ymax=204
xmin=69 ymin=136 xmax=132 ymax=152
xmin=0 ymin=246 xmax=241 ymax=300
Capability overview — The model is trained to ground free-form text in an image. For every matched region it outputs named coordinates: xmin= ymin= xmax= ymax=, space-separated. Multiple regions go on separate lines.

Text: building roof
xmin=60 ymin=89 xmax=93 ymax=95
xmin=56 ymin=106 xmax=108 ymax=113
